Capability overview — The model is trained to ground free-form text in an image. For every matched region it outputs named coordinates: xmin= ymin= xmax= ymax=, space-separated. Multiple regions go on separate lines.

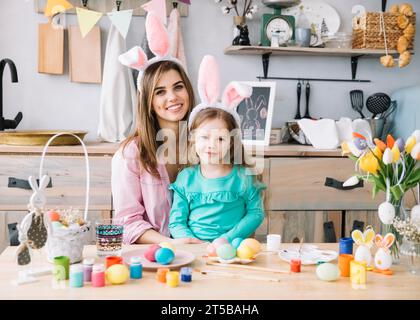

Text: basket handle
xmin=38 ymin=133 xmax=90 ymax=221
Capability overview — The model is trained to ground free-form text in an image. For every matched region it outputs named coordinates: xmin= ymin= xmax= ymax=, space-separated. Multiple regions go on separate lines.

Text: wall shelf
xmin=224 ymin=45 xmax=403 ymax=83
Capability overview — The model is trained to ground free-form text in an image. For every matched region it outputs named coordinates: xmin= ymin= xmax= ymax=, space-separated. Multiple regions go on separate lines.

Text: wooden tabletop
xmin=0 ymin=243 xmax=418 ymax=300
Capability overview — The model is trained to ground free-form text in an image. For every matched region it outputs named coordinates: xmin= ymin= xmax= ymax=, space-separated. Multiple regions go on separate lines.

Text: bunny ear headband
xmin=118 ymin=12 xmax=184 ymax=91
xmin=188 ymin=55 xmax=252 ymax=131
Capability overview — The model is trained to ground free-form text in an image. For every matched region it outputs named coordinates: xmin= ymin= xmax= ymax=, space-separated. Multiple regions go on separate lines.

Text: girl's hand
xmin=171 ymin=237 xmax=205 ymax=244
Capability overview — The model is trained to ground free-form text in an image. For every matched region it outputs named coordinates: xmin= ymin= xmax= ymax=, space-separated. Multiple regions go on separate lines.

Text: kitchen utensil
xmin=380 ymin=100 xmax=397 ymax=120
xmin=69 ymin=25 xmax=102 ymax=83
xmin=350 ymin=90 xmax=365 ymax=118
xmin=367 ymin=118 xmax=385 ymax=139
xmin=0 ymin=130 xmax=88 ymax=146
xmin=294 ymin=81 xmax=302 ymax=119
xmin=303 ymin=81 xmax=311 ymax=119
xmin=262 ymin=0 xmax=302 ymax=8
xmin=38 ymin=17 xmax=64 ymax=74
xmin=366 ymin=93 xmax=391 ymax=119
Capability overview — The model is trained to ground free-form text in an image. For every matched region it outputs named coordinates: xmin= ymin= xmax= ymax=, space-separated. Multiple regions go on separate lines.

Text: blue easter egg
xmin=231 ymin=238 xmax=243 ymax=249
xmin=155 ymin=248 xmax=175 ymax=265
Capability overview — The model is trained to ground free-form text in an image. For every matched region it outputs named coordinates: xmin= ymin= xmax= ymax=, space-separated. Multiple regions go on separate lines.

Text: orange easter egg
xmin=48 ymin=210 xmax=60 ymax=222
xmin=237 ymin=244 xmax=255 ymax=260
xmin=241 ymin=238 xmax=262 ymax=254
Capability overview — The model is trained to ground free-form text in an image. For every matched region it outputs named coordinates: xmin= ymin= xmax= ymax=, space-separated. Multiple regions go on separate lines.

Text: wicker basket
xmin=352 ymin=12 xmax=416 ymax=49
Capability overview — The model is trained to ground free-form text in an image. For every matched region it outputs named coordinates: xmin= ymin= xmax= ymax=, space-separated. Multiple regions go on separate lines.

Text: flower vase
xmin=232 ymin=16 xmax=250 ymax=46
xmin=400 ymin=238 xmax=420 ymax=275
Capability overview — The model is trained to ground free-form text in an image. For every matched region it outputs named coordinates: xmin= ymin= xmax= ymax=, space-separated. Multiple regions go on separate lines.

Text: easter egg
xmin=411 ymin=205 xmax=420 ymax=225
xmin=353 ymin=137 xmax=368 ymax=150
xmin=236 ymin=244 xmax=254 ymax=260
xmin=216 ymin=244 xmax=237 ymax=260
xmin=48 ymin=211 xmax=60 ymax=222
xmin=144 ymin=244 xmax=161 ymax=262
xmin=316 ymin=263 xmax=340 ymax=281
xmin=51 ymin=221 xmax=64 ymax=229
xmin=374 ymin=248 xmax=392 ymax=270
xmin=106 ymin=264 xmax=129 ymax=284
xmin=241 ymin=238 xmax=262 ymax=254
xmin=212 ymin=237 xmax=229 ymax=249
xmin=155 ymin=248 xmax=175 ymax=265
xmin=206 ymin=244 xmax=217 ymax=257
xmin=231 ymin=238 xmax=243 ymax=249
xmin=159 ymin=241 xmax=176 ymax=253
xmin=378 ymin=202 xmax=395 ymax=225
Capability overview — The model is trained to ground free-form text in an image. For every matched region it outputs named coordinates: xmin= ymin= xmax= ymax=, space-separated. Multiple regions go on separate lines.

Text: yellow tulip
xmin=405 ymin=136 xmax=416 ymax=153
xmin=341 ymin=141 xmax=350 ymax=156
xmin=373 ymin=146 xmax=383 ymax=160
xmin=391 ymin=145 xmax=401 ymax=162
xmin=359 ymin=152 xmax=379 ymax=174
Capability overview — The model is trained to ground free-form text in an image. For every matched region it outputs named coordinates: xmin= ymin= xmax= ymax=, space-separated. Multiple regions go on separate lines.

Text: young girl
xmin=168 ymin=55 xmax=266 ymax=242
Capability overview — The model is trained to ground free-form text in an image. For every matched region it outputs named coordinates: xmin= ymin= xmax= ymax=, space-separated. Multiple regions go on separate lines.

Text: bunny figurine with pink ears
xmin=118 ymin=12 xmax=185 ymax=91
xmin=373 ymin=233 xmax=395 ymax=275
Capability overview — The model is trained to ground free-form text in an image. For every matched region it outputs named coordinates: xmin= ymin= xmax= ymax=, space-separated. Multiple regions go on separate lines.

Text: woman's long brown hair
xmin=121 ymin=60 xmax=195 ymax=177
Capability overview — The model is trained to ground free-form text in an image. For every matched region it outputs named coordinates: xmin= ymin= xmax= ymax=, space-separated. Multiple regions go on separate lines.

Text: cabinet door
xmin=0 ymin=155 xmax=112 ymax=211
xmin=268 ymin=157 xmax=385 ymax=211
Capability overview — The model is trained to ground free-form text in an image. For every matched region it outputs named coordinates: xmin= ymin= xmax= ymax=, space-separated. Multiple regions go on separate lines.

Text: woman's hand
xmin=171 ymin=237 xmax=205 ymax=244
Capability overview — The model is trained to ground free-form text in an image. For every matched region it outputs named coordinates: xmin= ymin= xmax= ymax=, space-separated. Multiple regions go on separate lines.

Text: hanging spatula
xmin=350 ymin=90 xmax=365 ymax=118
xmin=366 ymin=93 xmax=391 ymax=119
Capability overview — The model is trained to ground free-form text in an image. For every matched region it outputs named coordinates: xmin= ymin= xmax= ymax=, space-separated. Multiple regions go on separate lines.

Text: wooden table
xmin=0 ymin=243 xmax=419 ymax=300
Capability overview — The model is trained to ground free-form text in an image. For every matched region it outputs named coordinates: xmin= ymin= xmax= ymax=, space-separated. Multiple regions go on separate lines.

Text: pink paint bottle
xmin=92 ymin=263 xmax=105 ymax=287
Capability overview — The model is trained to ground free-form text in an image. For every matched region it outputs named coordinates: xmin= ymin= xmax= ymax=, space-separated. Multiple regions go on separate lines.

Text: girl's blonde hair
xmin=122 ymin=60 xmax=195 ymax=177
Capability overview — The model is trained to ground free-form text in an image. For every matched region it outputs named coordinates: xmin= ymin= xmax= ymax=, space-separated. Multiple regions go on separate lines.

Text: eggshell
xmin=216 ymin=244 xmax=237 ymax=260
xmin=231 ymin=238 xmax=243 ymax=249
xmin=155 ymin=247 xmax=175 ymax=265
xmin=206 ymin=244 xmax=217 ymax=257
xmin=411 ymin=205 xmax=420 ymax=224
xmin=159 ymin=241 xmax=176 ymax=253
xmin=51 ymin=221 xmax=64 ymax=229
xmin=144 ymin=244 xmax=161 ymax=262
xmin=236 ymin=244 xmax=254 ymax=260
xmin=241 ymin=238 xmax=262 ymax=254
xmin=316 ymin=263 xmax=340 ymax=281
xmin=378 ymin=202 xmax=395 ymax=225
xmin=212 ymin=237 xmax=229 ymax=249
xmin=106 ymin=264 xmax=129 ymax=284
xmin=374 ymin=248 xmax=392 ymax=270
xmin=48 ymin=211 xmax=60 ymax=222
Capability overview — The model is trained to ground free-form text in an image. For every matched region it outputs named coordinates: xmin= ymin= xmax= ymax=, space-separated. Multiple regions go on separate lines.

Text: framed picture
xmin=237 ymin=81 xmax=276 ymax=146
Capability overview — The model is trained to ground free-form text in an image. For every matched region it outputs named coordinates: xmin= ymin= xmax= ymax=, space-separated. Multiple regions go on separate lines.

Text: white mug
xmin=267 ymin=234 xmax=282 ymax=251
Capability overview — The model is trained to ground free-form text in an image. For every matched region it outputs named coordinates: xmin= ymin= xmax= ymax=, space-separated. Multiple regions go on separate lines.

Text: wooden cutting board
xmin=38 ymin=19 xmax=64 ymax=74
xmin=68 ymin=25 xmax=102 ymax=83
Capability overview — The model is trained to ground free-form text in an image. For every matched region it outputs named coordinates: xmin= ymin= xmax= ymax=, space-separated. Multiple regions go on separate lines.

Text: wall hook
xmin=116 ymin=1 xmax=122 ymax=11
xmin=82 ymin=0 xmax=88 ymax=8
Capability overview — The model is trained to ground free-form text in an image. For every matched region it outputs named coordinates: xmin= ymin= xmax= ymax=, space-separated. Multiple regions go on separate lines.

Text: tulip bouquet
xmin=341 ymin=129 xmax=420 ymax=260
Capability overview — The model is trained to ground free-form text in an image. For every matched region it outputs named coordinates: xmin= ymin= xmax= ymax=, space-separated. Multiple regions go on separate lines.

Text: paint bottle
xmin=290 ymin=259 xmax=302 ymax=273
xmin=339 ymin=237 xmax=353 ymax=254
xmin=92 ymin=264 xmax=106 ymax=287
xmin=166 ymin=271 xmax=180 ymax=287
xmin=53 ymin=256 xmax=70 ymax=280
xmin=105 ymin=256 xmax=123 ymax=269
xmin=69 ymin=264 xmax=84 ymax=288
xmin=83 ymin=258 xmax=95 ymax=282
xmin=130 ymin=256 xmax=143 ymax=279
xmin=180 ymin=267 xmax=192 ymax=282
xmin=156 ymin=268 xmax=170 ymax=283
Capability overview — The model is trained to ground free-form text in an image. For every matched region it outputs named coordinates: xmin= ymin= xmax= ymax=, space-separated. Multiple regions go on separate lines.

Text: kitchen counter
xmin=0 ymin=243 xmax=418 ymax=300
xmin=0 ymin=142 xmax=342 ymax=157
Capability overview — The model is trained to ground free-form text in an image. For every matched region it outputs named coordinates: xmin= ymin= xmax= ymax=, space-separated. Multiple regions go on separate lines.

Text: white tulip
xmin=410 ymin=142 xmax=420 ymax=160
xmin=382 ymin=148 xmax=393 ymax=165
xmin=411 ymin=130 xmax=420 ymax=142
xmin=343 ymin=176 xmax=359 ymax=187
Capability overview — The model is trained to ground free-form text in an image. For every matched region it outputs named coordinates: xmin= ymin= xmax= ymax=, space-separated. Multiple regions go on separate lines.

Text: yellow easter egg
xmin=241 ymin=238 xmax=262 ymax=254
xmin=236 ymin=244 xmax=254 ymax=260
xmin=159 ymin=241 xmax=176 ymax=253
xmin=106 ymin=264 xmax=129 ymax=285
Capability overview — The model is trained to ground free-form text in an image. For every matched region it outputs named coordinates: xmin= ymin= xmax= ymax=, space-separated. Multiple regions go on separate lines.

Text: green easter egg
xmin=216 ymin=244 xmax=237 ymax=260
xmin=316 ymin=263 xmax=340 ymax=281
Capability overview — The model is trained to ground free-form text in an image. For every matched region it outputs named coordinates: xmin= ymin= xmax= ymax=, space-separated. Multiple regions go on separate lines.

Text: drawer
xmin=0 ymin=156 xmax=112 ymax=211
xmin=267 ymin=157 xmax=385 ymax=211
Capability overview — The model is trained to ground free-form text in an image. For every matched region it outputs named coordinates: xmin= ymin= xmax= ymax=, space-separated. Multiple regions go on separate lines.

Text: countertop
xmin=0 ymin=243 xmax=418 ymax=300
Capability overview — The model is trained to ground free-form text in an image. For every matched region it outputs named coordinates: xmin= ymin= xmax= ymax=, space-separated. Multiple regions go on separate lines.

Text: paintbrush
xmin=206 ymin=261 xmax=290 ymax=274
xmin=198 ymin=269 xmax=281 ymax=282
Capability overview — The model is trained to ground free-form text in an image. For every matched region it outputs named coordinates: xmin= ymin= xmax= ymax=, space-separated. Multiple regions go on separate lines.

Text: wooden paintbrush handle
xmin=206 ymin=261 xmax=290 ymax=274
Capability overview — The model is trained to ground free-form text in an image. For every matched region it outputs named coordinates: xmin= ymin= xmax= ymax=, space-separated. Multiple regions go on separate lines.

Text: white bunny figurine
xmin=374 ymin=233 xmax=395 ymax=274
xmin=28 ymin=175 xmax=50 ymax=210
xmin=351 ymin=227 xmax=375 ymax=267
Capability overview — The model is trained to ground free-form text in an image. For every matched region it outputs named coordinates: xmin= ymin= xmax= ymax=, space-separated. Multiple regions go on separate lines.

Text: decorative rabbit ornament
xmin=16 ymin=175 xmax=50 ymax=265
xmin=351 ymin=226 xmax=376 ymax=268
xmin=188 ymin=55 xmax=252 ymax=133
xmin=118 ymin=12 xmax=184 ymax=91
xmin=373 ymin=233 xmax=395 ymax=275
xmin=378 ymin=178 xmax=395 ymax=225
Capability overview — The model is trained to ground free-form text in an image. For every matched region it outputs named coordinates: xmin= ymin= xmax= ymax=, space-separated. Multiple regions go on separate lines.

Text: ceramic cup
xmin=295 ymin=28 xmax=312 ymax=47
xmin=267 ymin=234 xmax=282 ymax=251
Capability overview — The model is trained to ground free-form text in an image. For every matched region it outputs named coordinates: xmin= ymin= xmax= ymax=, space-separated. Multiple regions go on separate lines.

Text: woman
xmin=112 ymin=60 xmax=203 ymax=244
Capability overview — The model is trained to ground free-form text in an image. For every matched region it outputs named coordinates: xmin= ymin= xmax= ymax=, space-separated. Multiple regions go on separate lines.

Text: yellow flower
xmin=373 ymin=146 xmax=383 ymax=159
xmin=405 ymin=136 xmax=416 ymax=153
xmin=341 ymin=141 xmax=350 ymax=156
xmin=392 ymin=145 xmax=401 ymax=162
xmin=359 ymin=152 xmax=379 ymax=174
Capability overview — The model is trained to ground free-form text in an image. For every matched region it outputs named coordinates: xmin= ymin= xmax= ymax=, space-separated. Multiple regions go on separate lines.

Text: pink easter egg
xmin=207 ymin=244 xmax=217 ymax=257
xmin=144 ymin=244 xmax=161 ymax=262
xmin=212 ymin=237 xmax=229 ymax=249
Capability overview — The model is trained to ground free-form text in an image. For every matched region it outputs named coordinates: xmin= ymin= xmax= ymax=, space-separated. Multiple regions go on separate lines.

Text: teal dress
xmin=168 ymin=165 xmax=266 ymax=242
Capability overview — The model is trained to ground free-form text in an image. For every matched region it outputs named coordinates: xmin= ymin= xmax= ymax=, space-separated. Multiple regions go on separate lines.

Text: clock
xmin=261 ymin=14 xmax=295 ymax=47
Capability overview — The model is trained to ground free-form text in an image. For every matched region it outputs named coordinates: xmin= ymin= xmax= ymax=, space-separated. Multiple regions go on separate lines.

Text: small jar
xmin=156 ymin=268 xmax=170 ymax=283
xmin=91 ymin=264 xmax=105 ymax=287
xmin=69 ymin=264 xmax=84 ymax=288
xmin=130 ymin=256 xmax=143 ymax=279
xmin=105 ymin=256 xmax=123 ymax=269
xmin=180 ymin=267 xmax=192 ymax=282
xmin=166 ymin=271 xmax=180 ymax=287
xmin=290 ymin=259 xmax=302 ymax=273
xmin=83 ymin=258 xmax=95 ymax=282
xmin=53 ymin=256 xmax=70 ymax=280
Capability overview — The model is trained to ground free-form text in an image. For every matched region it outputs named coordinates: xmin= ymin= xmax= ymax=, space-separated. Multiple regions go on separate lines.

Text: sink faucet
xmin=0 ymin=58 xmax=23 ymax=131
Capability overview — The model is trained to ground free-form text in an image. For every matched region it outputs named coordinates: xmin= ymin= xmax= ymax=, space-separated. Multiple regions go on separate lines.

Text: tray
xmin=0 ymin=130 xmax=88 ymax=146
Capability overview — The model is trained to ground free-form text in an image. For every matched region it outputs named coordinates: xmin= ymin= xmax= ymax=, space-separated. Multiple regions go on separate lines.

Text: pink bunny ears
xmin=188 ymin=55 xmax=252 ymax=130
xmin=118 ymin=12 xmax=183 ymax=90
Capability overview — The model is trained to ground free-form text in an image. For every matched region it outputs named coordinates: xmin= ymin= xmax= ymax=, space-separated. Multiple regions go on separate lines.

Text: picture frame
xmin=236 ymin=81 xmax=276 ymax=146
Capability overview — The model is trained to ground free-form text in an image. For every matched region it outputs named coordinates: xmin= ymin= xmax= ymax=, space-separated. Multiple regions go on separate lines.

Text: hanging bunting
xmin=107 ymin=10 xmax=133 ymax=39
xmin=76 ymin=7 xmax=103 ymax=38
xmin=44 ymin=0 xmax=73 ymax=17
xmin=141 ymin=0 xmax=167 ymax=25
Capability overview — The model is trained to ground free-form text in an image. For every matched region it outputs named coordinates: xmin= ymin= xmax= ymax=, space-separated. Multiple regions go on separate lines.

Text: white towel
xmin=98 ymin=24 xmax=137 ymax=142
xmin=298 ymin=118 xmax=340 ymax=149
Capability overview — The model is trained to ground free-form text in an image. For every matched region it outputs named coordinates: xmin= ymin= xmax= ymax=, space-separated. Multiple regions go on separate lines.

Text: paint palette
xmin=278 ymin=244 xmax=338 ymax=265
xmin=206 ymin=256 xmax=255 ymax=265
xmin=122 ymin=248 xmax=195 ymax=270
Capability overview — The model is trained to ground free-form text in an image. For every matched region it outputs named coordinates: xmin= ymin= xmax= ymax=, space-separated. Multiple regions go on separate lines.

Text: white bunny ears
xmin=118 ymin=12 xmax=184 ymax=90
xmin=188 ymin=55 xmax=252 ymax=130
xmin=28 ymin=175 xmax=50 ymax=210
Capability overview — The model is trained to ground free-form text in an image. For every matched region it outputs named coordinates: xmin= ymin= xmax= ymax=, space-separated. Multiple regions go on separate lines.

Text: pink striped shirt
xmin=111 ymin=140 xmax=172 ymax=244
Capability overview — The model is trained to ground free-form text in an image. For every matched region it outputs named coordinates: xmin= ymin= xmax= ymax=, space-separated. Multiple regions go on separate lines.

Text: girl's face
xmin=194 ymin=118 xmax=231 ymax=165
xmin=152 ymin=69 xmax=190 ymax=126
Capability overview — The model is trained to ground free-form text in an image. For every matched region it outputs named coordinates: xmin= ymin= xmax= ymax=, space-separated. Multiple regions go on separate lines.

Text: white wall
xmin=1 ymin=0 xmax=419 ymax=141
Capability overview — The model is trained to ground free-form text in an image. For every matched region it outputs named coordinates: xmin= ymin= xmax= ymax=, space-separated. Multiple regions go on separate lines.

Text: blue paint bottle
xmin=130 ymin=256 xmax=143 ymax=279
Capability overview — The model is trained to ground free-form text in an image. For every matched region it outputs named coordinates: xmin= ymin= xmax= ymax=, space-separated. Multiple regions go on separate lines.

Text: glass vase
xmin=400 ymin=238 xmax=420 ymax=275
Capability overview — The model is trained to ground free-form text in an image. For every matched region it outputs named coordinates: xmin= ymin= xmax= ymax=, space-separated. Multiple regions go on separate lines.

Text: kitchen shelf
xmin=224 ymin=45 xmax=404 ymax=82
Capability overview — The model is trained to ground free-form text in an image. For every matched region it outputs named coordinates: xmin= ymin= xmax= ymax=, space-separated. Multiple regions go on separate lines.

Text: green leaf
xmin=372 ymin=183 xmax=379 ymax=199
xmin=406 ymin=168 xmax=420 ymax=186
xmin=390 ymin=185 xmax=404 ymax=201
